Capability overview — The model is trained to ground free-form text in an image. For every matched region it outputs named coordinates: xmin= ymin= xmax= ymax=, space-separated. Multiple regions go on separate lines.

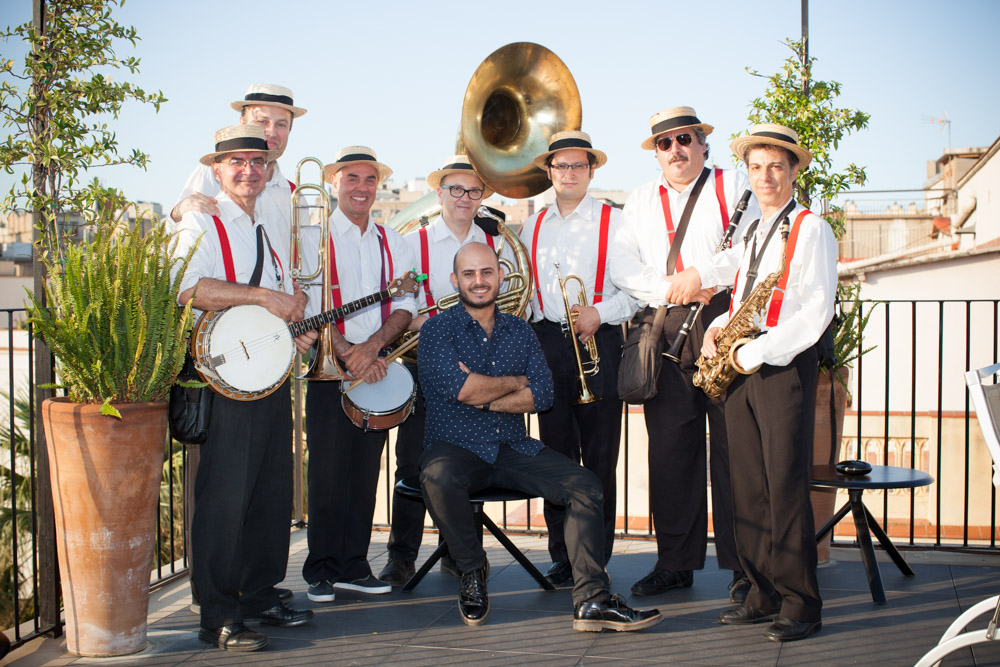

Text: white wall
xmin=957 ymin=140 xmax=1000 ymax=248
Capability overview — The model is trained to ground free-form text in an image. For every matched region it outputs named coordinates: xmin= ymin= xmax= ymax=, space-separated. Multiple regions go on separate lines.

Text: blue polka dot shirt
xmin=418 ymin=304 xmax=554 ymax=463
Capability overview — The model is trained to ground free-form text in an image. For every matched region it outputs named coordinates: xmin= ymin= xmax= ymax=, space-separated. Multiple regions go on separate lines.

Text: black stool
xmin=394 ymin=478 xmax=555 ymax=593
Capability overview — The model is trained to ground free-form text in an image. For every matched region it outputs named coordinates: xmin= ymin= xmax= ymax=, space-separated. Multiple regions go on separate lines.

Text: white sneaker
xmin=307 ymin=580 xmax=336 ymax=602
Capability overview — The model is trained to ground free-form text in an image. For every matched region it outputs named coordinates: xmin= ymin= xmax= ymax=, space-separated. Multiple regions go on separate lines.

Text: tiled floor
xmin=8 ymin=528 xmax=1000 ymax=666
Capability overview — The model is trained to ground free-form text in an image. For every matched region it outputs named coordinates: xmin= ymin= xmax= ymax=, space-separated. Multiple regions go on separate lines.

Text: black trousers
xmin=643 ymin=293 xmax=740 ymax=573
xmin=303 ymin=381 xmax=387 ymax=584
xmin=726 ymin=346 xmax=822 ymax=623
xmin=533 ymin=321 xmax=623 ymax=565
xmin=386 ymin=362 xmax=427 ymax=562
xmin=420 ymin=443 xmax=610 ymax=607
xmin=192 ymin=383 xmax=292 ymax=629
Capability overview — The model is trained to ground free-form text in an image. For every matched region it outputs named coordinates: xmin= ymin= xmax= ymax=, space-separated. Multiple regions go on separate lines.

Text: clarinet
xmin=663 ymin=189 xmax=753 ymax=363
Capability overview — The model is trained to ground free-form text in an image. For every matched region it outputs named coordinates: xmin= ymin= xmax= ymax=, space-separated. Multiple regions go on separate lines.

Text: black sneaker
xmin=458 ymin=568 xmax=489 ymax=626
xmin=307 ymin=580 xmax=336 ymax=603
xmin=573 ymin=593 xmax=662 ymax=632
xmin=244 ymin=603 xmax=313 ymax=627
xmin=334 ymin=575 xmax=391 ymax=595
xmin=379 ymin=559 xmax=416 ymax=587
xmin=630 ymin=568 xmax=693 ymax=596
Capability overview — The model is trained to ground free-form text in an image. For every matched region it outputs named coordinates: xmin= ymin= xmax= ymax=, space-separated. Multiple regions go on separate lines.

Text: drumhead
xmin=344 ymin=362 xmax=414 ymax=412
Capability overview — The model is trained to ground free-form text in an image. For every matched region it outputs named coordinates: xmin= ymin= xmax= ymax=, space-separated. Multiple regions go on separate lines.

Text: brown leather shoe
xmin=718 ymin=605 xmax=779 ymax=625
xmin=198 ymin=623 xmax=268 ymax=651
xmin=379 ymin=558 xmax=416 ymax=587
xmin=764 ymin=617 xmax=822 ymax=642
xmin=573 ymin=593 xmax=662 ymax=632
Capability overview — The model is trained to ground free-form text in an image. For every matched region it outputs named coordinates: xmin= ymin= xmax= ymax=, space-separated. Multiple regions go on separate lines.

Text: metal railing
xmin=3 ymin=298 xmax=999 ymax=650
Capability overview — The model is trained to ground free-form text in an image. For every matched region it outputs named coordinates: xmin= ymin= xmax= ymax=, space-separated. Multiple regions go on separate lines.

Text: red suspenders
xmin=530 ymin=204 xmax=612 ymax=314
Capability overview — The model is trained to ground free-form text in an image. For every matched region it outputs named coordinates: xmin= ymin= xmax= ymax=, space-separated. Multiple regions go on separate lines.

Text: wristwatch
xmin=481 ymin=402 xmax=490 ymax=412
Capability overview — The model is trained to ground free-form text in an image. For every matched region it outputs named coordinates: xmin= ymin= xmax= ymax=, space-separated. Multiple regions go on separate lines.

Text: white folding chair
xmin=916 ymin=361 xmax=1000 ymax=667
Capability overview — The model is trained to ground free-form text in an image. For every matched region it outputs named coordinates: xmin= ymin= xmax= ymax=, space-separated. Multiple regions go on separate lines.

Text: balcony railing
xmin=2 ymin=298 xmax=998 ymax=652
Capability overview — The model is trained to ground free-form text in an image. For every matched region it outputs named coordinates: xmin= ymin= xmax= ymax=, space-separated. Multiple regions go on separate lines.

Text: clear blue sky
xmin=1 ymin=0 xmax=998 ymax=212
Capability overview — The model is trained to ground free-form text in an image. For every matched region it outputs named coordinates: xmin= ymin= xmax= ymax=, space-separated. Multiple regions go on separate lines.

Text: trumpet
xmin=554 ymin=262 xmax=600 ymax=405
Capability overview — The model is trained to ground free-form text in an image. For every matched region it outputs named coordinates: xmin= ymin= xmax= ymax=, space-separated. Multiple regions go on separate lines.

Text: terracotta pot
xmin=812 ymin=367 xmax=848 ymax=563
xmin=42 ymin=398 xmax=167 ymax=657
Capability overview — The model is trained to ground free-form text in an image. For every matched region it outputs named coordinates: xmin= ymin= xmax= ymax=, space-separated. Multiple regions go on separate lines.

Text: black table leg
xmin=480 ymin=514 xmax=555 ymax=591
xmin=402 ymin=540 xmax=450 ymax=594
xmin=863 ymin=504 xmax=915 ymax=577
xmin=816 ymin=500 xmax=854 ymax=542
xmin=849 ymin=489 xmax=886 ymax=605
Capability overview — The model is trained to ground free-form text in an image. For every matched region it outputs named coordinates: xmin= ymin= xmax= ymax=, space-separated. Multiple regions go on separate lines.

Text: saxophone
xmin=692 ymin=220 xmax=790 ymax=399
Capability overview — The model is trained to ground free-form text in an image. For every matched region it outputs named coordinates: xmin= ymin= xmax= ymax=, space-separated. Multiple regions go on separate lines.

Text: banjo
xmin=191 ymin=270 xmax=423 ymax=400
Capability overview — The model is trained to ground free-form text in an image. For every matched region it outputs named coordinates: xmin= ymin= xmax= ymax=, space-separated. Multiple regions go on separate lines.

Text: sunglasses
xmin=655 ymin=133 xmax=693 ymax=152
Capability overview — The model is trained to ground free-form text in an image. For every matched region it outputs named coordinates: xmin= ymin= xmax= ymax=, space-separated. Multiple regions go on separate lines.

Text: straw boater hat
xmin=533 ymin=130 xmax=607 ymax=170
xmin=199 ymin=125 xmax=279 ymax=166
xmin=426 ymin=155 xmax=493 ymax=198
xmin=730 ymin=123 xmax=813 ymax=169
xmin=640 ymin=106 xmax=714 ymax=151
xmin=323 ymin=146 xmax=393 ymax=185
xmin=230 ymin=83 xmax=307 ymax=118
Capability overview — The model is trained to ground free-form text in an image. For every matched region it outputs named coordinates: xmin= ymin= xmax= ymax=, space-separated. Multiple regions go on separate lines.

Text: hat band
xmin=244 ymin=92 xmax=294 ymax=106
xmin=336 ymin=153 xmax=378 ymax=164
xmin=548 ymin=137 xmax=593 ymax=152
xmin=650 ymin=115 xmax=701 ymax=137
xmin=442 ymin=162 xmax=475 ymax=171
xmin=215 ymin=136 xmax=270 ymax=153
xmin=751 ymin=130 xmax=799 ymax=146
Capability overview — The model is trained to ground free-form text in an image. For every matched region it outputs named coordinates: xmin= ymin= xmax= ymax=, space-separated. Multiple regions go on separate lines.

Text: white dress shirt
xmin=172 ymin=191 xmax=293 ymax=316
xmin=611 ymin=168 xmax=758 ymax=308
xmin=170 ymin=161 xmax=293 ymax=237
xmin=403 ymin=214 xmax=516 ymax=315
xmin=707 ymin=199 xmax=838 ymax=370
xmin=519 ymin=194 xmax=637 ymax=326
xmin=300 ymin=207 xmax=417 ymax=344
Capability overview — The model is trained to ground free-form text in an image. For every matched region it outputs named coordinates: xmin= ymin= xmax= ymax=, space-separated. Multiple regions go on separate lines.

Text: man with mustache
xmin=417 ymin=242 xmax=661 ymax=632
xmin=611 ymin=106 xmax=759 ymax=602
xmin=519 ymin=131 xmax=637 ymax=586
xmin=172 ymin=125 xmax=317 ymax=651
xmin=380 ymin=155 xmax=515 ymax=587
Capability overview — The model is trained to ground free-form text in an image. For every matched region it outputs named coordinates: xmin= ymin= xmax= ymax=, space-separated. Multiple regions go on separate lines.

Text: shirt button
xmin=483 ymin=337 xmax=487 ymax=342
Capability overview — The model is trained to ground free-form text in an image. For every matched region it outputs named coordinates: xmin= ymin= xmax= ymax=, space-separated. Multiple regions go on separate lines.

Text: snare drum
xmin=341 ymin=361 xmax=416 ymax=431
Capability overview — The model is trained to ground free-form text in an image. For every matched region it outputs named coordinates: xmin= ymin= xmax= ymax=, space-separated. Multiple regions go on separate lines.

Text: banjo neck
xmin=288 ymin=288 xmax=394 ymax=338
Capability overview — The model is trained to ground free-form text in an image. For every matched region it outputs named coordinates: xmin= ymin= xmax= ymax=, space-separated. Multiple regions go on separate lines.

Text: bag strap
xmin=662 ymin=167 xmax=711 ymax=275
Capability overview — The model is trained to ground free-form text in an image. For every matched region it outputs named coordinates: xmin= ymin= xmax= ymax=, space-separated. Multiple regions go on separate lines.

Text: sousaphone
xmin=387 ymin=42 xmax=582 ymax=359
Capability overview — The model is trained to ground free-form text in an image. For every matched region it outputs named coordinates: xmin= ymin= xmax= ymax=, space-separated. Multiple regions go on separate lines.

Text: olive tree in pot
xmin=26 ymin=201 xmax=196 ymax=657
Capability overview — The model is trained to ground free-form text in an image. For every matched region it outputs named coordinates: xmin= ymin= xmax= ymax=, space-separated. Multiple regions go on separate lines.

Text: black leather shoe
xmin=544 ymin=560 xmax=574 ymax=588
xmin=277 ymin=587 xmax=293 ymax=601
xmin=245 ymin=603 xmax=314 ymax=627
xmin=573 ymin=593 xmax=662 ymax=632
xmin=458 ymin=568 xmax=489 ymax=626
xmin=198 ymin=623 xmax=268 ymax=651
xmin=630 ymin=568 xmax=693 ymax=596
xmin=764 ymin=617 xmax=822 ymax=642
xmin=728 ymin=572 xmax=750 ymax=604
xmin=379 ymin=558 xmax=416 ymax=587
xmin=717 ymin=605 xmax=779 ymax=625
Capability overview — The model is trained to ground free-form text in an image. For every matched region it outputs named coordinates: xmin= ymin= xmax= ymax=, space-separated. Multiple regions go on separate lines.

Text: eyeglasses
xmin=655 ymin=133 xmax=693 ymax=152
xmin=225 ymin=157 xmax=267 ymax=170
xmin=441 ymin=185 xmax=485 ymax=200
xmin=549 ymin=162 xmax=590 ymax=173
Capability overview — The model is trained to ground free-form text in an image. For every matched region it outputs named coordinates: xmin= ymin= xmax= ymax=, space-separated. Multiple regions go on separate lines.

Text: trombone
xmin=290 ymin=157 xmax=346 ymax=382
xmin=554 ymin=262 xmax=600 ymax=405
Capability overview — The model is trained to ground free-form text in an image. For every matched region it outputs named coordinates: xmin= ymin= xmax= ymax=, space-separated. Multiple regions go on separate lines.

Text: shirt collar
xmin=658 ymin=171 xmax=703 ymax=196
xmin=545 ymin=194 xmax=596 ymax=223
xmin=429 ymin=215 xmax=478 ymax=244
xmin=454 ymin=302 xmax=506 ymax=331
xmin=757 ymin=196 xmax=799 ymax=233
xmin=266 ymin=161 xmax=286 ymax=189
xmin=216 ymin=189 xmax=262 ymax=225
xmin=331 ymin=206 xmax=377 ymax=239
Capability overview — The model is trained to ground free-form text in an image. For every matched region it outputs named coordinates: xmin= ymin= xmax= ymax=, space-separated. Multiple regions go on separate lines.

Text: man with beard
xmin=611 ymin=106 xmax=758 ymax=602
xmin=417 ymin=243 xmax=661 ymax=632
xmin=173 ymin=125 xmax=317 ymax=651
xmin=380 ymin=155 xmax=514 ymax=587
xmin=519 ymin=131 xmax=637 ymax=586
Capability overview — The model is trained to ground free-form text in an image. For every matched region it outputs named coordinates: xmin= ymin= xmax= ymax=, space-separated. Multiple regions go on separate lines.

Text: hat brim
xmin=199 ymin=147 xmax=280 ymax=167
xmin=730 ymin=135 xmax=813 ymax=169
xmin=641 ymin=123 xmax=714 ymax=151
xmin=427 ymin=168 xmax=494 ymax=199
xmin=230 ymin=100 xmax=308 ymax=119
xmin=532 ymin=146 xmax=607 ymax=170
xmin=323 ymin=160 xmax=393 ymax=185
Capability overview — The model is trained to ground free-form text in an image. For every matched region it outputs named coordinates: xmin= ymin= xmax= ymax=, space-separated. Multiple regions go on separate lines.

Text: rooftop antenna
xmin=924 ymin=112 xmax=952 ymax=152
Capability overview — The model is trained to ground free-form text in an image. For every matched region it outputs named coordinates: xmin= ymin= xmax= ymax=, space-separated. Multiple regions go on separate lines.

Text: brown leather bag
xmin=617 ymin=305 xmax=667 ymax=403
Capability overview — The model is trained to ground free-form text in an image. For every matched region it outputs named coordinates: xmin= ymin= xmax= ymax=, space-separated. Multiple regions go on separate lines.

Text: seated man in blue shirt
xmin=418 ymin=242 xmax=662 ymax=632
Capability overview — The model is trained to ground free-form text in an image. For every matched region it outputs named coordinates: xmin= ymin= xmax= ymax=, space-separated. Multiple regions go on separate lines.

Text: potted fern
xmin=26 ymin=203 xmax=196 ymax=657
xmin=813 ymin=281 xmax=874 ymax=562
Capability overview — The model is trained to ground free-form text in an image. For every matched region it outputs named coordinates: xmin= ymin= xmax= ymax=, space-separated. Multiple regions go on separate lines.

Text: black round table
xmin=811 ymin=464 xmax=934 ymax=605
